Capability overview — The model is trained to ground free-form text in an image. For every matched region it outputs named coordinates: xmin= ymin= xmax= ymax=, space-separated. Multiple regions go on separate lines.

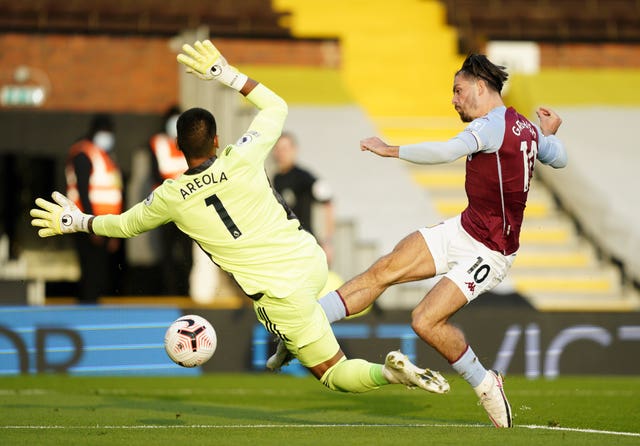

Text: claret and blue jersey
xmin=399 ymin=105 xmax=567 ymax=256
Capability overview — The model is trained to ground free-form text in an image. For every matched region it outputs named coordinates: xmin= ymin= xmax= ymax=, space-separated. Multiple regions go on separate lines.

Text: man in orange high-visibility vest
xmin=65 ymin=113 xmax=123 ymax=303
xmin=148 ymin=106 xmax=194 ymax=297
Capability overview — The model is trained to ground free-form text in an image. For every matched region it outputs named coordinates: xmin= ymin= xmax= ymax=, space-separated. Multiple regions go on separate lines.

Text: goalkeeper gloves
xmin=177 ymin=39 xmax=248 ymax=91
xmin=30 ymin=191 xmax=92 ymax=238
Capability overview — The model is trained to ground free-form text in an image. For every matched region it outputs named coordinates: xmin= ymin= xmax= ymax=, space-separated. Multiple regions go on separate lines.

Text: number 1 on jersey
xmin=205 ymin=194 xmax=242 ymax=239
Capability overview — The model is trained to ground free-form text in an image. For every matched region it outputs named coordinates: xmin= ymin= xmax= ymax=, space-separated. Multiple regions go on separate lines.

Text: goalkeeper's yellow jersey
xmin=92 ymin=84 xmax=327 ymax=299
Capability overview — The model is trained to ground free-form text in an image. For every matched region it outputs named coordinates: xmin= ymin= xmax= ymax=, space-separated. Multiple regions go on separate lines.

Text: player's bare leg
xmin=308 ymin=349 xmax=345 ymax=379
xmin=410 ymin=277 xmax=468 ymax=361
xmin=411 ymin=279 xmax=512 ymax=427
xmin=338 ymin=231 xmax=437 ymax=315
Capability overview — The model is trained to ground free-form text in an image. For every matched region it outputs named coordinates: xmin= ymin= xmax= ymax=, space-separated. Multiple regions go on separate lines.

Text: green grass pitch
xmin=1 ymin=374 xmax=638 ymax=445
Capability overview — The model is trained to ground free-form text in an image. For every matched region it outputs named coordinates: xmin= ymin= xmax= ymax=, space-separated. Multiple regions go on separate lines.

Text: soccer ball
xmin=164 ymin=314 xmax=217 ymax=367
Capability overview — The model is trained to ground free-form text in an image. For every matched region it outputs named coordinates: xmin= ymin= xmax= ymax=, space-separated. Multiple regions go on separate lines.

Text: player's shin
xmin=320 ymin=358 xmax=386 ymax=393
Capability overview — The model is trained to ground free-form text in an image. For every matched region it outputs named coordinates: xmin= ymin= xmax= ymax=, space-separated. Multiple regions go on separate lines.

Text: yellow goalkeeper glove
xmin=30 ymin=191 xmax=92 ymax=237
xmin=177 ymin=39 xmax=248 ymax=91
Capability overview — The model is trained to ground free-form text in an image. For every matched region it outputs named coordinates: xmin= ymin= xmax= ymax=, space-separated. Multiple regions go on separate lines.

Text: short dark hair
xmin=88 ymin=113 xmax=114 ymax=138
xmin=163 ymin=104 xmax=181 ymax=123
xmin=456 ymin=54 xmax=509 ymax=94
xmin=177 ymin=107 xmax=217 ymax=158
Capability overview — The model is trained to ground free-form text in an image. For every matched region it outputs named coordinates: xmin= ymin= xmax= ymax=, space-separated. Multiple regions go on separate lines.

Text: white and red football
xmin=164 ymin=314 xmax=217 ymax=367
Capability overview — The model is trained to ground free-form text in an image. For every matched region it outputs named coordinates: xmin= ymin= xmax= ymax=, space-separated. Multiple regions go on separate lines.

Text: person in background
xmin=272 ymin=132 xmax=335 ymax=265
xmin=65 ymin=114 xmax=123 ymax=303
xmin=272 ymin=132 xmax=342 ymax=301
xmin=149 ymin=105 xmax=193 ymax=296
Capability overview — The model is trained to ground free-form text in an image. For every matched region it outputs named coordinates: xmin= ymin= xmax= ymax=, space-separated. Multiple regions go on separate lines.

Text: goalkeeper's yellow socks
xmin=321 ymin=358 xmax=387 ymax=393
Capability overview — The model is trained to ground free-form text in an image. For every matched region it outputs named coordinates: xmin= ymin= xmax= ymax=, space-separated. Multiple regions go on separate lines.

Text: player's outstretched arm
xmin=360 ymin=136 xmax=400 ymax=158
xmin=30 ymin=191 xmax=93 ymax=238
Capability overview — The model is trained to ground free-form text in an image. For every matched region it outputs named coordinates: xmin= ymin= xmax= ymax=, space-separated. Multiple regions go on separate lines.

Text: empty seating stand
xmin=0 ymin=0 xmax=291 ymax=37
xmin=440 ymin=0 xmax=640 ymax=52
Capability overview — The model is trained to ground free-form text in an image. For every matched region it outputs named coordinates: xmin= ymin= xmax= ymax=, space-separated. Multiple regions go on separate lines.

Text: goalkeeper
xmin=31 ymin=39 xmax=449 ymax=396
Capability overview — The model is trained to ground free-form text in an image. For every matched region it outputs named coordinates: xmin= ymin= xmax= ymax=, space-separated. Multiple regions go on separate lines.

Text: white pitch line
xmin=520 ymin=424 xmax=640 ymax=437
xmin=1 ymin=423 xmax=638 ymax=437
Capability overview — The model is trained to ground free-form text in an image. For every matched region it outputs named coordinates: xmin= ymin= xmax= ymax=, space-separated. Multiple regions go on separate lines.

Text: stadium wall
xmin=539 ymin=42 xmax=640 ymax=68
xmin=0 ymin=304 xmax=638 ymax=377
xmin=2 ymin=35 xmax=638 ymax=114
xmin=0 ymin=33 xmax=338 ymax=113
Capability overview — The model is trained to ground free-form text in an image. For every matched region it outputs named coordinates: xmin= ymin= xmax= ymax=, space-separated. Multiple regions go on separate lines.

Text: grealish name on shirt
xmin=180 ymin=171 xmax=228 ymax=199
xmin=511 ymin=119 xmax=536 ymax=137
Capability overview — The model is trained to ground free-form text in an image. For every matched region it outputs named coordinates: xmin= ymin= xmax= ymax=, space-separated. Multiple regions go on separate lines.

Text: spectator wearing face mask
xmin=65 ymin=113 xmax=123 ymax=303
xmin=148 ymin=105 xmax=195 ymax=298
xmin=149 ymin=105 xmax=187 ymax=188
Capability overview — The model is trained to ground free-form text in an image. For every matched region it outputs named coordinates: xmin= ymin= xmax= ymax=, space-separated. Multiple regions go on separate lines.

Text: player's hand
xmin=536 ymin=107 xmax=562 ymax=136
xmin=30 ymin=191 xmax=92 ymax=237
xmin=177 ymin=39 xmax=248 ymax=91
xmin=360 ymin=136 xmax=400 ymax=158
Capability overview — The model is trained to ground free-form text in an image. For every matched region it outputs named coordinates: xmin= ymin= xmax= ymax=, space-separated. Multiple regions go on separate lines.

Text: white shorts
xmin=419 ymin=215 xmax=516 ymax=302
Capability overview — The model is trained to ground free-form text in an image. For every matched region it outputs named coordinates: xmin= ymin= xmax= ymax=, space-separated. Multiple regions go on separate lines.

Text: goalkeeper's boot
xmin=266 ymin=339 xmax=294 ymax=371
xmin=382 ymin=351 xmax=450 ymax=394
xmin=475 ymin=370 xmax=513 ymax=428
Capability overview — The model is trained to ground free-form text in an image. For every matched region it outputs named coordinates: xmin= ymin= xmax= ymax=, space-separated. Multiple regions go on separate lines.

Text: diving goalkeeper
xmin=30 ymin=39 xmax=449 ymax=396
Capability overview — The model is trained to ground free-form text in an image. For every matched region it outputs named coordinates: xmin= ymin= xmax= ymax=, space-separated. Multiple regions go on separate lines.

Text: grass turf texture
xmin=1 ymin=374 xmax=638 ymax=445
